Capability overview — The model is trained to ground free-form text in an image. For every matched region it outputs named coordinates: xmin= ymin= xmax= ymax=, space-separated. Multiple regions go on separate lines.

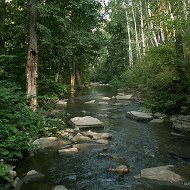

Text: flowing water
xmin=16 ymin=86 xmax=190 ymax=190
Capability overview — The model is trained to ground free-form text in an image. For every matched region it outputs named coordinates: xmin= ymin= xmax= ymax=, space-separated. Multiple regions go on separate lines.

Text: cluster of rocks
xmin=9 ymin=169 xmax=68 ymax=190
xmin=58 ymin=116 xmax=112 ymax=154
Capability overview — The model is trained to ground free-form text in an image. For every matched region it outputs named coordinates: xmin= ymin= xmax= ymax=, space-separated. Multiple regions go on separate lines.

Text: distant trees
xmin=94 ymin=0 xmax=190 ymax=81
xmin=0 ymin=0 xmax=104 ymax=107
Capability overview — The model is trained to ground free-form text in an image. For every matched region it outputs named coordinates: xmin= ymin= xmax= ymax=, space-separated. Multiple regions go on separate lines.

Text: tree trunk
xmin=0 ymin=0 xmax=5 ymax=54
xmin=125 ymin=6 xmax=133 ymax=68
xmin=131 ymin=1 xmax=141 ymax=59
xmin=147 ymin=0 xmax=158 ymax=47
xmin=70 ymin=61 xmax=75 ymax=92
xmin=76 ymin=61 xmax=84 ymax=89
xmin=140 ymin=0 xmax=146 ymax=55
xmin=26 ymin=0 xmax=38 ymax=111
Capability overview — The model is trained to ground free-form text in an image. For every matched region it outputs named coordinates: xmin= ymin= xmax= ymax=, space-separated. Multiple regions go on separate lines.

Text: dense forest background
xmin=1 ymin=0 xmax=190 ymax=182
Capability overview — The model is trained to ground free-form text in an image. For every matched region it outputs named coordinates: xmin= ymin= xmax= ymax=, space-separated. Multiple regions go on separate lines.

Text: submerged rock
xmin=126 ymin=111 xmax=153 ymax=122
xmin=172 ymin=115 xmax=190 ymax=133
xmin=15 ymin=170 xmax=45 ymax=190
xmin=96 ymin=139 xmax=109 ymax=145
xmin=53 ymin=185 xmax=69 ymax=190
xmin=58 ymin=147 xmax=78 ymax=154
xmin=69 ymin=116 xmax=103 ymax=128
xmin=73 ymin=143 xmax=107 ymax=151
xmin=140 ymin=165 xmax=183 ymax=183
xmin=98 ymin=102 xmax=109 ymax=105
xmin=100 ymin=97 xmax=111 ymax=101
xmin=115 ymin=94 xmax=133 ymax=100
xmin=149 ymin=119 xmax=165 ymax=126
xmin=85 ymin=100 xmax=95 ymax=104
xmin=108 ymin=165 xmax=129 ymax=175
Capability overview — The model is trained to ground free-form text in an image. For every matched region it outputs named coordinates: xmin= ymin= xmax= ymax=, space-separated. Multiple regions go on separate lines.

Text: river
xmin=16 ymin=86 xmax=190 ymax=190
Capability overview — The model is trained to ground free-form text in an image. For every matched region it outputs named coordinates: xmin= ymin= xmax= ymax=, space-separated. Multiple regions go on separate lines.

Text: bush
xmin=115 ymin=43 xmax=188 ymax=113
xmin=0 ymin=81 xmax=45 ymax=161
xmin=38 ymin=79 xmax=69 ymax=101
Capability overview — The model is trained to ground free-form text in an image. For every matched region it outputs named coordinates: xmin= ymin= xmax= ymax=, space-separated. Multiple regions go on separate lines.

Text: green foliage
xmin=39 ymin=79 xmax=69 ymax=101
xmin=0 ymin=164 xmax=10 ymax=182
xmin=0 ymin=81 xmax=45 ymax=161
xmin=113 ymin=43 xmax=188 ymax=113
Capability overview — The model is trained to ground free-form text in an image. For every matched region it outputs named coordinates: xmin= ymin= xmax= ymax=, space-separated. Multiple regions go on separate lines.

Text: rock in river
xmin=53 ymin=185 xmax=68 ymax=190
xmin=126 ymin=111 xmax=153 ymax=122
xmin=81 ymin=130 xmax=112 ymax=140
xmin=140 ymin=165 xmax=183 ymax=183
xmin=33 ymin=137 xmax=70 ymax=149
xmin=108 ymin=165 xmax=129 ymax=176
xmin=69 ymin=116 xmax=103 ymax=128
xmin=172 ymin=115 xmax=190 ymax=133
xmin=71 ymin=133 xmax=93 ymax=143
xmin=58 ymin=147 xmax=78 ymax=154
xmin=115 ymin=94 xmax=133 ymax=100
xmin=85 ymin=100 xmax=95 ymax=104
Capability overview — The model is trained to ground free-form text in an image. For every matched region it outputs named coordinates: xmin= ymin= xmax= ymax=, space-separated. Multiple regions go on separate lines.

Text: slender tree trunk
xmin=182 ymin=0 xmax=188 ymax=20
xmin=147 ymin=0 xmax=159 ymax=47
xmin=140 ymin=0 xmax=146 ymax=55
xmin=125 ymin=7 xmax=133 ymax=68
xmin=131 ymin=1 xmax=141 ymax=59
xmin=168 ymin=1 xmax=175 ymax=38
xmin=0 ymin=0 xmax=5 ymax=54
xmin=70 ymin=60 xmax=75 ymax=92
xmin=26 ymin=0 xmax=38 ymax=111
xmin=76 ymin=59 xmax=84 ymax=89
xmin=160 ymin=21 xmax=165 ymax=43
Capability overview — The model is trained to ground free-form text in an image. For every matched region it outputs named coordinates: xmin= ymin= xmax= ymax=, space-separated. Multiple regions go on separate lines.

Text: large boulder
xmin=33 ymin=137 xmax=70 ymax=149
xmin=140 ymin=165 xmax=183 ymax=183
xmin=126 ymin=111 xmax=153 ymax=122
xmin=69 ymin=116 xmax=103 ymax=128
xmin=172 ymin=115 xmax=190 ymax=133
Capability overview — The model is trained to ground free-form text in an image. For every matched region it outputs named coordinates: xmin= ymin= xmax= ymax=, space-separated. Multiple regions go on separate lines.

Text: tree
xmin=26 ymin=0 xmax=38 ymax=111
xmin=0 ymin=0 xmax=5 ymax=54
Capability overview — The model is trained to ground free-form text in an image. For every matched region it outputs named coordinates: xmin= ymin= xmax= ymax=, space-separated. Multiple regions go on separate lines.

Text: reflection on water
xmin=16 ymin=86 xmax=190 ymax=190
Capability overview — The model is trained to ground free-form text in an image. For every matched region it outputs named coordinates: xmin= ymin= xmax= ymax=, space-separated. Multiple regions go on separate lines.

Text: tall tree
xmin=0 ymin=0 xmax=5 ymax=54
xmin=26 ymin=0 xmax=38 ymax=111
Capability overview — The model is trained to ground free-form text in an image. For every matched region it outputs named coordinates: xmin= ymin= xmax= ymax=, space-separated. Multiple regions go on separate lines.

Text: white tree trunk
xmin=168 ymin=1 xmax=175 ymax=38
xmin=147 ymin=0 xmax=158 ymax=47
xmin=140 ymin=0 xmax=146 ymax=55
xmin=131 ymin=1 xmax=141 ymax=58
xmin=125 ymin=7 xmax=133 ymax=68
xmin=182 ymin=0 xmax=188 ymax=20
